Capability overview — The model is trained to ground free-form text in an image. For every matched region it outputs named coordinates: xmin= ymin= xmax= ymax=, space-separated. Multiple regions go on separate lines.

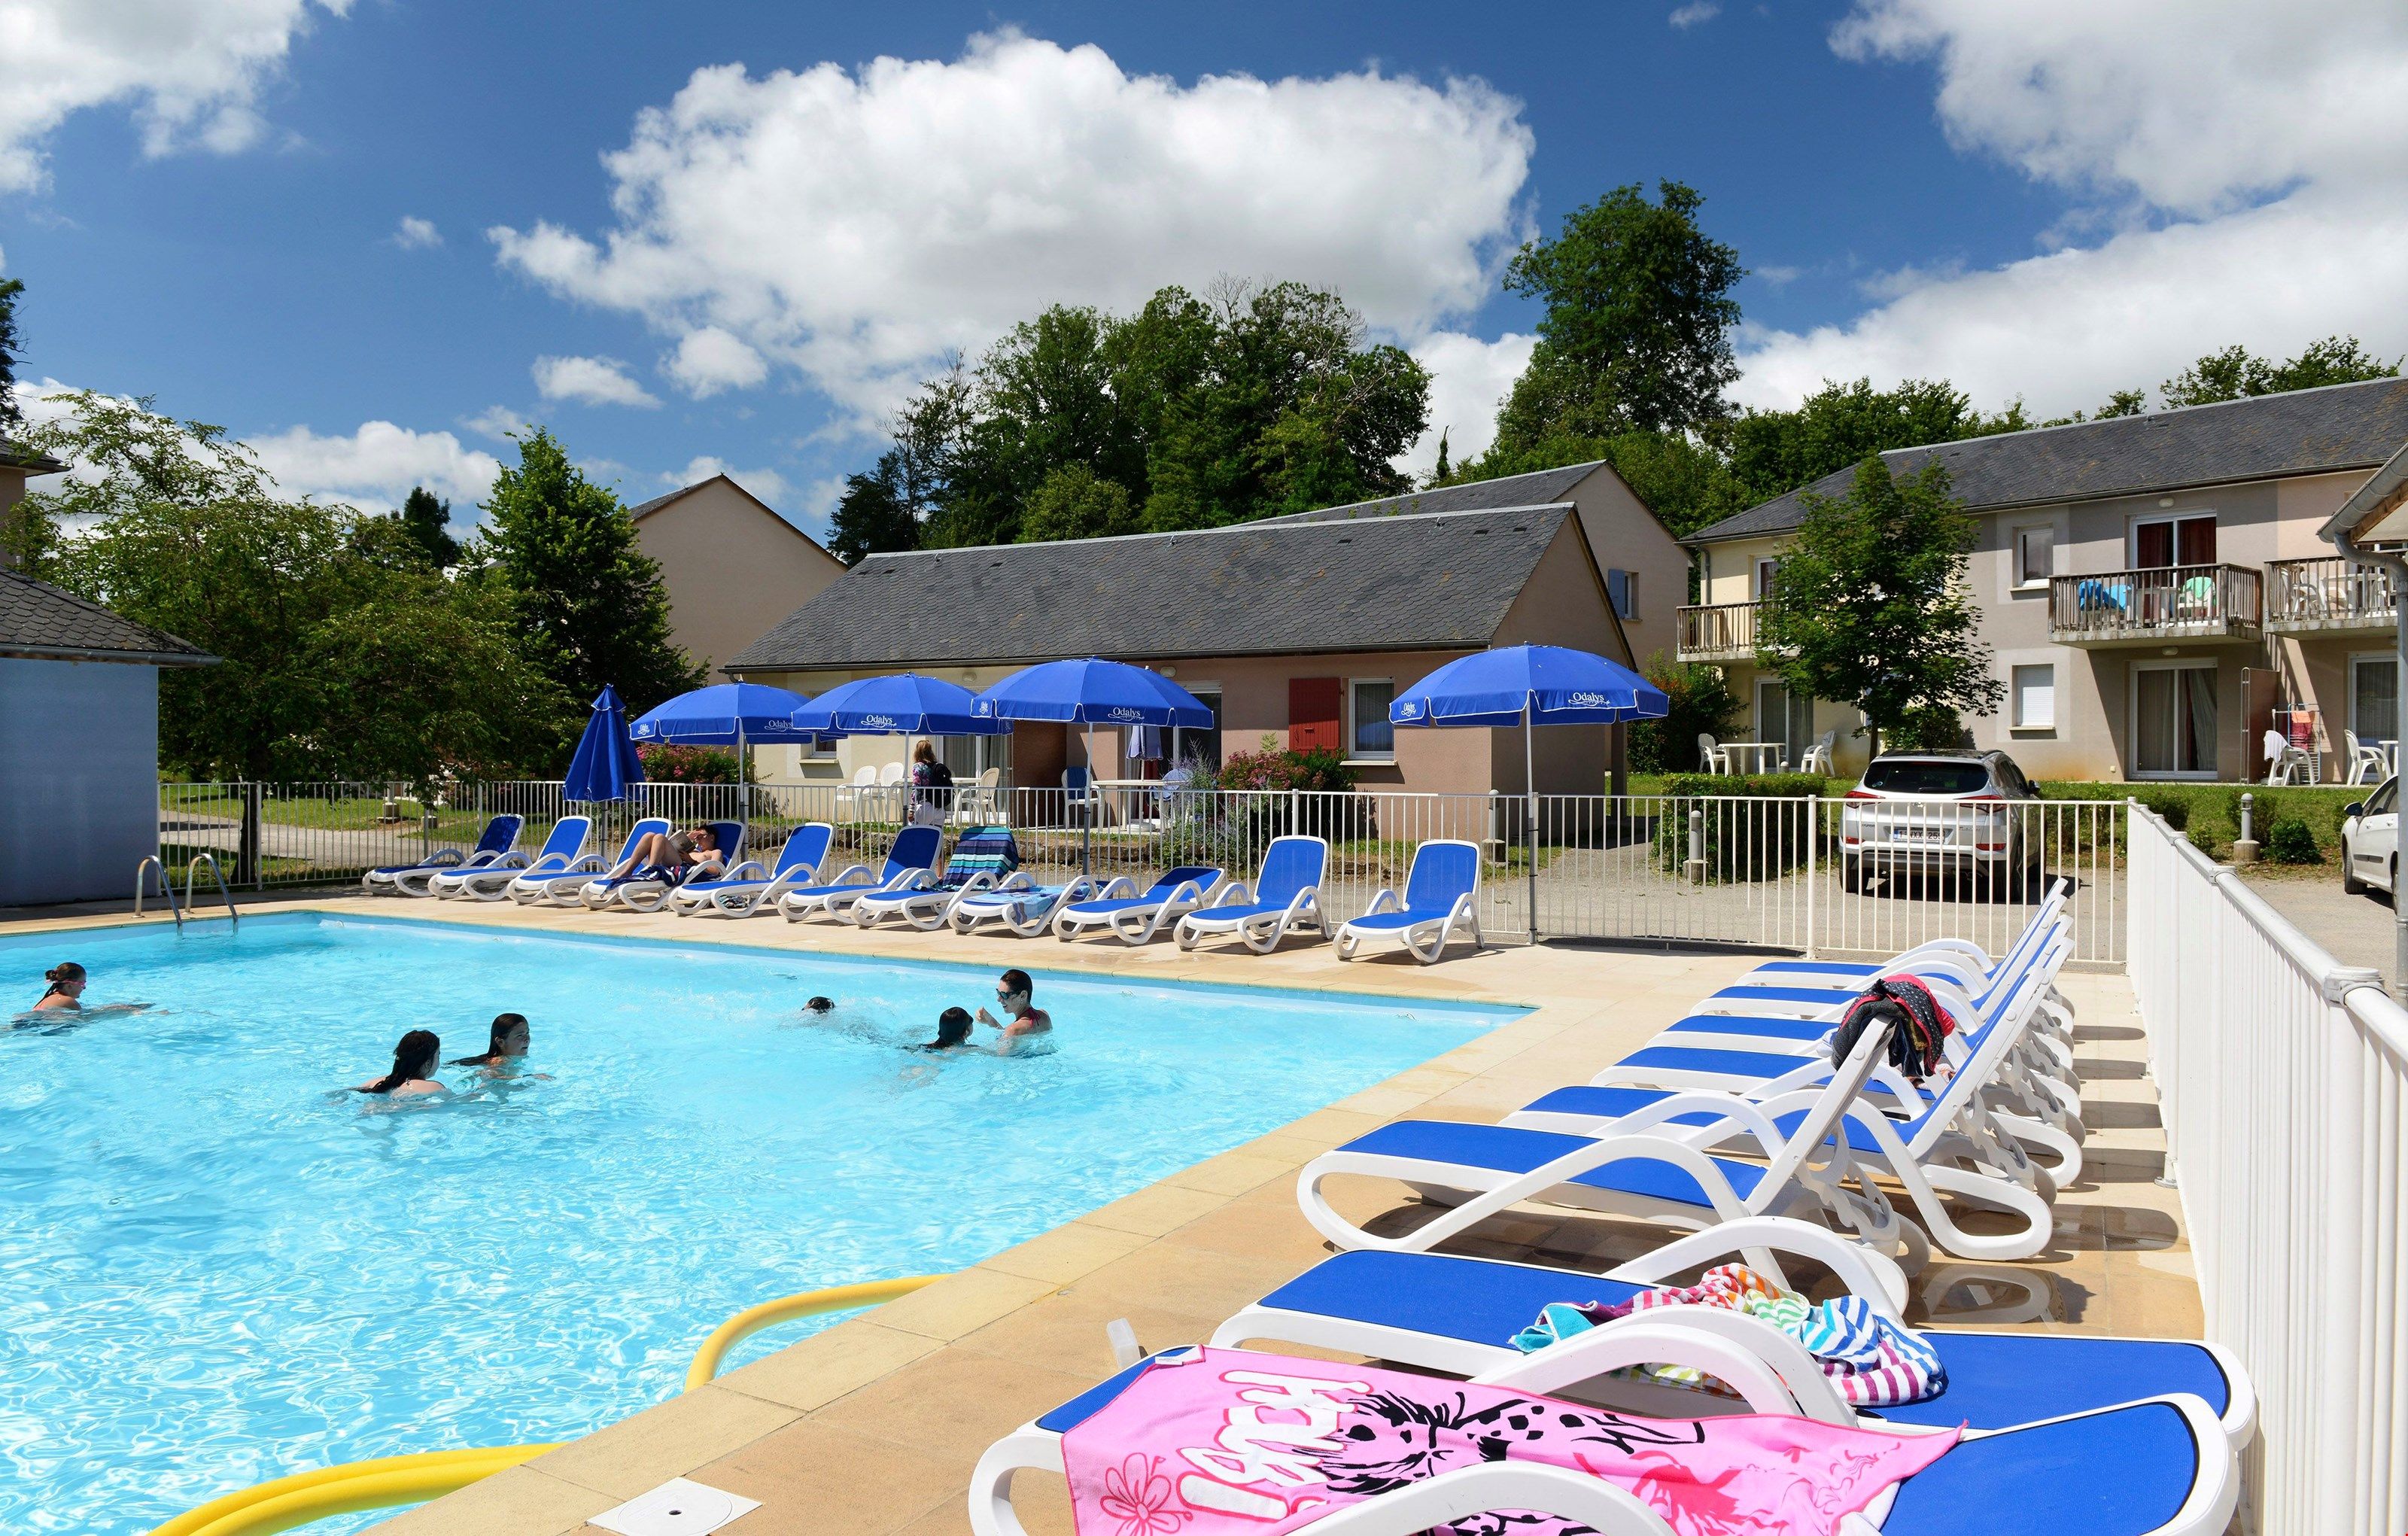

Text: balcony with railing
xmin=2264 ymin=555 xmax=2400 ymax=634
xmin=1676 ymin=599 xmax=1767 ymax=662
xmin=2047 ymin=564 xmax=2262 ymax=646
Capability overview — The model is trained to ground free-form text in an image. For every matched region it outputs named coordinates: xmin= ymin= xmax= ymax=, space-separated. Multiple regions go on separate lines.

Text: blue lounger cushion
xmin=1252 ymin=1250 xmax=2233 ymax=1436
xmin=1345 ymin=908 xmax=1452 ymax=932
xmin=1518 ymin=1084 xmax=1936 ymax=1155
xmin=1705 ymin=984 xmax=1865 ymax=1007
xmin=1193 ymin=902 xmax=1292 ymax=925
xmin=1883 ymin=1400 xmax=2203 ymax=1533
xmin=1661 ymin=1014 xmax=1830 ymax=1043
xmin=1339 ymin=1121 xmax=1767 ymax=1209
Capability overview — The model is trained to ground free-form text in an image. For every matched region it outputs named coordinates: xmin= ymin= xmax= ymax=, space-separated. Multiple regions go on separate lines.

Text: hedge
xmin=1652 ymin=773 xmax=1830 ymax=881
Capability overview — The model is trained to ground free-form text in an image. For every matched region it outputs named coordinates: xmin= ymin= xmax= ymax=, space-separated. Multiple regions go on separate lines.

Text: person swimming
xmin=449 ymin=1013 xmax=530 ymax=1066
xmin=354 ymin=1029 xmax=448 ymax=1100
xmin=976 ymin=969 xmax=1054 ymax=1055
xmin=917 ymin=1007 xmax=975 ymax=1052
xmin=32 ymin=963 xmax=86 ymax=1012
xmin=804 ymin=996 xmax=837 ymax=1014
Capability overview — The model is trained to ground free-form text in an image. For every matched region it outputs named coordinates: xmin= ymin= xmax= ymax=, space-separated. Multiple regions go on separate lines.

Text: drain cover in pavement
xmin=590 ymin=1477 xmax=762 ymax=1536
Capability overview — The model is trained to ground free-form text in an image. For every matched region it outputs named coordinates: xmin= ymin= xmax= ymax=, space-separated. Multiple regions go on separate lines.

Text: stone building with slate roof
xmin=1679 ymin=376 xmax=2408 ymax=783
xmin=728 ymin=490 xmax=1664 ymax=799
xmin=0 ymin=567 xmax=214 ymax=906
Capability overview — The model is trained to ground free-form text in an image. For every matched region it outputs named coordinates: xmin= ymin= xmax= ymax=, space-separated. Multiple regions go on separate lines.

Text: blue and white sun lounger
xmin=1050 ymin=865 xmax=1223 ymax=944
xmin=850 ymin=827 xmax=1020 ymax=930
xmin=361 ymin=814 xmax=522 ymax=897
xmin=1174 ymin=835 xmax=1327 ymax=954
xmin=1215 ymin=1242 xmax=2255 ymax=1453
xmin=670 ymin=823 xmax=833 ymax=917
xmin=969 ymin=1347 xmax=2236 ymax=1536
xmin=582 ymin=820 xmax=743 ymax=913
xmin=1727 ymin=881 xmax=2070 ymax=996
xmin=1336 ymin=838 xmax=1482 ymax=964
xmin=779 ymin=823 xmax=943 ymax=922
xmin=947 ymin=873 xmax=1110 ymax=937
xmin=429 ymin=815 xmax=589 ymax=902
xmin=507 ymin=818 xmax=669 ymax=906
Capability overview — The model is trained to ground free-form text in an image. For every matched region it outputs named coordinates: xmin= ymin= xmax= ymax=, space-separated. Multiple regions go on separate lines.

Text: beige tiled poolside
xmin=7 ymin=898 xmax=2197 ymax=1534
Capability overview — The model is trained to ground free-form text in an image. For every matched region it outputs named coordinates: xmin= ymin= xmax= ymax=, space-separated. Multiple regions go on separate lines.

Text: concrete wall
xmin=0 ymin=658 xmax=160 ymax=905
xmin=1563 ymin=464 xmax=1689 ymax=668
xmin=633 ymin=479 xmax=845 ymax=678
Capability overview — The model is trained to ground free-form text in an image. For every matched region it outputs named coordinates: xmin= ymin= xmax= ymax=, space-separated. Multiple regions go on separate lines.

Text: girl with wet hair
xmin=917 ymin=1007 xmax=975 ymax=1052
xmin=33 ymin=963 xmax=86 ymax=1012
xmin=354 ymin=1030 xmax=448 ymax=1099
xmin=450 ymin=1014 xmax=531 ymax=1066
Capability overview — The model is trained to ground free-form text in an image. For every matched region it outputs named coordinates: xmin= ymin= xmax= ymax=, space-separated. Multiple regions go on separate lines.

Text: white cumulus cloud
xmin=664 ymin=453 xmax=789 ymax=507
xmin=531 ymin=354 xmax=660 ymax=409
xmin=246 ymin=420 xmax=500 ymax=513
xmin=664 ymin=325 xmax=767 ymax=398
xmin=1738 ymin=0 xmax=2408 ymax=415
xmin=0 ymin=0 xmax=350 ymax=194
xmin=458 ymin=404 xmax=528 ymax=440
xmin=1400 ymin=330 xmax=1538 ymax=479
xmin=1669 ymin=4 xmax=1722 ymax=29
xmin=391 ymin=214 xmax=440 ymax=249
xmin=489 ymin=31 xmax=1534 ymax=418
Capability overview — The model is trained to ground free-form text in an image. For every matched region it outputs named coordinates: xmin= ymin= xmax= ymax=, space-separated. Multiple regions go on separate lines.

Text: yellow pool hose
xmin=148 ymin=1273 xmax=945 ymax=1536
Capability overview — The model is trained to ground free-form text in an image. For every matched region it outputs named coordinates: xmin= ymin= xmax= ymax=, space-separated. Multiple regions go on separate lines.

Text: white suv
xmin=1841 ymin=750 xmax=2047 ymax=899
xmin=2341 ymin=776 xmax=2397 ymax=896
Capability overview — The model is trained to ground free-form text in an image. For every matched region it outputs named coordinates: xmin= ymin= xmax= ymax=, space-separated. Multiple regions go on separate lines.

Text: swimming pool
xmin=0 ymin=913 xmax=1515 ymax=1534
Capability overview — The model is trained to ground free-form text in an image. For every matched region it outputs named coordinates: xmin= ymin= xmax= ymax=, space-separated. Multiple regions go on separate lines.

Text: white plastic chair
xmin=2346 ymin=728 xmax=2388 ymax=786
xmin=1798 ymin=727 xmax=1837 ymax=776
xmin=2263 ymin=728 xmax=2311 ymax=786
xmin=1696 ymin=733 xmax=1729 ymax=774
xmin=953 ymin=766 xmax=1003 ymax=824
xmin=832 ymin=765 xmax=879 ymax=820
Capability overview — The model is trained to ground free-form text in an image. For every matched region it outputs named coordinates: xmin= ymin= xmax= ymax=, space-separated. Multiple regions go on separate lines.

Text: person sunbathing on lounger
xmin=610 ymin=826 xmax=722 ymax=883
xmin=977 ymin=969 xmax=1054 ymax=1055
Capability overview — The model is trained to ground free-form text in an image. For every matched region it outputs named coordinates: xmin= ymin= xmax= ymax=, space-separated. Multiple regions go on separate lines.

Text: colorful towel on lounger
xmin=1060 ymin=1346 xmax=1956 ymax=1536
xmin=1509 ymin=1264 xmax=1947 ymax=1408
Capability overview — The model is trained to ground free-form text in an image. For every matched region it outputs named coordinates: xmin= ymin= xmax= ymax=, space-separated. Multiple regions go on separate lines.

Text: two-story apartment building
xmin=1679 ymin=377 xmax=2408 ymax=782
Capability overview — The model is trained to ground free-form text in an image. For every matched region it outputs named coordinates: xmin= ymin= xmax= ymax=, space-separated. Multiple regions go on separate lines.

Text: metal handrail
xmin=134 ymin=856 xmax=181 ymax=928
xmin=182 ymin=852 xmax=239 ymax=926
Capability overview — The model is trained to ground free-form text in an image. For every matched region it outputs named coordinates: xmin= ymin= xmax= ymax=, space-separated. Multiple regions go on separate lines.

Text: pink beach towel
xmin=1061 ymin=1349 xmax=1956 ymax=1536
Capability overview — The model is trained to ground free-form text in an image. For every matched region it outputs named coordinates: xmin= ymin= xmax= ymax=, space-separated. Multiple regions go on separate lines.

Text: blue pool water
xmin=0 ymin=914 xmax=1514 ymax=1534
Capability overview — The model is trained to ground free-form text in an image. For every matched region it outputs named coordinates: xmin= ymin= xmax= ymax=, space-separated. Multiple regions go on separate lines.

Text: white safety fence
xmin=2129 ymin=805 xmax=2407 ymax=1534
xmin=158 ymin=781 xmax=2126 ymax=962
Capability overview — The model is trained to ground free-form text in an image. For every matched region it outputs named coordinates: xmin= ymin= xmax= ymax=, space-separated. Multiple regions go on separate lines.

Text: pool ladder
xmin=135 ymin=853 xmax=239 ymax=928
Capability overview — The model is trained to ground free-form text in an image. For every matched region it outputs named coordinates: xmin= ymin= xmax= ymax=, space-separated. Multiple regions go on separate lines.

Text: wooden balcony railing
xmin=1677 ymin=600 xmax=1764 ymax=661
xmin=2264 ymin=556 xmax=2400 ymax=632
xmin=2048 ymin=564 xmax=2261 ymax=643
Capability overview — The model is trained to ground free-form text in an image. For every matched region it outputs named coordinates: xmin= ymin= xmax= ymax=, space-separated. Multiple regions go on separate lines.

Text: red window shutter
xmin=1289 ymin=677 xmax=1342 ymax=753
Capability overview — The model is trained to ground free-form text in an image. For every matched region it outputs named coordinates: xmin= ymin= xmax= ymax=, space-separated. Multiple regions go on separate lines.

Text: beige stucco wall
xmin=633 ymin=479 xmax=845 ymax=678
xmin=0 ymin=465 xmax=35 ymax=571
xmin=1562 ymin=464 xmax=1689 ymax=668
xmin=1697 ymin=534 xmax=1790 ymax=607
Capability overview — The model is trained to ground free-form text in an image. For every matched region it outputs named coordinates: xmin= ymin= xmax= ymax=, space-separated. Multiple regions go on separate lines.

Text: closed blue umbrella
xmin=563 ymin=686 xmax=646 ymax=802
xmin=791 ymin=673 xmax=1010 ymax=738
xmin=1391 ymin=645 xmax=1669 ymax=942
xmin=972 ymin=659 xmax=1212 ymax=871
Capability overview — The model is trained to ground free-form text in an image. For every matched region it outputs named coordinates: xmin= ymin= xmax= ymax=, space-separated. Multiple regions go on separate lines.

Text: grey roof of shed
xmin=0 ymin=567 xmax=215 ymax=665
xmin=728 ymin=505 xmax=1574 ymax=671
xmin=1256 ymin=461 xmax=1605 ymax=525
xmin=1688 ymin=376 xmax=2408 ymax=545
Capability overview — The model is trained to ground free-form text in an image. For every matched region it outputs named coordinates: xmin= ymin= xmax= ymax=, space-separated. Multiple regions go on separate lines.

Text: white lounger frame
xmin=1051 ymin=871 xmax=1223 ymax=945
xmin=1334 ymin=839 xmax=1483 ymax=966
xmin=1174 ymin=837 xmax=1328 ymax=954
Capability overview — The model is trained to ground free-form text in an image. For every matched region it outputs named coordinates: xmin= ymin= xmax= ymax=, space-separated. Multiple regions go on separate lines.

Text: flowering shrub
xmin=1210 ymin=746 xmax=1357 ymax=792
xmin=639 ymin=744 xmax=743 ymax=784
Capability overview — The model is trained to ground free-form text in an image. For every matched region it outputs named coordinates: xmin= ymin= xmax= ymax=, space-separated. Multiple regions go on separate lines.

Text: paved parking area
xmin=2236 ymin=865 xmax=2405 ymax=989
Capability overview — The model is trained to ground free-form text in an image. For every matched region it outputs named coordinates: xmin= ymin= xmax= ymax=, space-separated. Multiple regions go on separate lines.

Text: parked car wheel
xmin=2344 ymin=859 xmax=2367 ymax=896
xmin=1841 ymin=854 xmax=1863 ymax=893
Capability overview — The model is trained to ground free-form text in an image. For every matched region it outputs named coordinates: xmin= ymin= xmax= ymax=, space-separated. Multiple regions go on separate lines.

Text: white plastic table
xmin=1719 ymin=742 xmax=1788 ymax=774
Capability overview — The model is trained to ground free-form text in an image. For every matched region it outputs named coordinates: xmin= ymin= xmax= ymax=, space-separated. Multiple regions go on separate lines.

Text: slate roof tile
xmin=0 ymin=568 xmax=215 ymax=665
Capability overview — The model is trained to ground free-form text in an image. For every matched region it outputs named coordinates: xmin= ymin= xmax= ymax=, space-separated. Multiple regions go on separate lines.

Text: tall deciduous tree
xmin=473 ymin=428 xmax=703 ymax=709
xmin=1757 ymin=455 xmax=2001 ymax=756
xmin=2160 ymin=335 xmax=2397 ymax=407
xmin=0 ymin=277 xmax=23 ymax=431
xmin=393 ymin=485 xmax=462 ymax=568
xmin=6 ymin=392 xmax=568 ymax=789
xmin=1489 ymin=181 xmax=1745 ymax=447
xmin=1725 ymin=378 xmax=2026 ymax=504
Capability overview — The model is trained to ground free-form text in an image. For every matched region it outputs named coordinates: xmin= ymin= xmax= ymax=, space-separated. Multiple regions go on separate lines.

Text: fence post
xmin=1684 ymin=804 xmax=1704 ymax=884
xmin=238 ymin=781 xmax=264 ymax=889
xmin=1803 ymin=793 xmax=1819 ymax=957
xmin=2232 ymin=791 xmax=2258 ymax=865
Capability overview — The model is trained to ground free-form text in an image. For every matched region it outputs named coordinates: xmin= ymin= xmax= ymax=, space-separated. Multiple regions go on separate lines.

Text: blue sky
xmin=5 ymin=2 xmax=2403 ymax=536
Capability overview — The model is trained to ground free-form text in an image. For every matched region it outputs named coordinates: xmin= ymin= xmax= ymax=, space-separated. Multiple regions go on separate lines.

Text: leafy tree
xmin=1725 ymin=378 xmax=2017 ymax=504
xmin=472 ymin=427 xmax=704 ymax=710
xmin=1626 ymin=652 xmax=1743 ymax=773
xmin=2160 ymin=335 xmax=2398 ymax=407
xmin=2094 ymin=388 xmax=2149 ymax=418
xmin=1488 ymin=181 xmax=1745 ymax=449
xmin=6 ymin=391 xmax=567 ymax=789
xmin=1019 ymin=463 xmax=1138 ymax=543
xmin=0 ymin=277 xmax=23 ymax=432
xmin=391 ymin=485 xmax=462 ymax=568
xmin=1757 ymin=455 xmax=2000 ymax=757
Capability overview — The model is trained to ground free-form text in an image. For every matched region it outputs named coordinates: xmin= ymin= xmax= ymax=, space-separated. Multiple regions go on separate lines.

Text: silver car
xmin=1841 ymin=750 xmax=2047 ymax=898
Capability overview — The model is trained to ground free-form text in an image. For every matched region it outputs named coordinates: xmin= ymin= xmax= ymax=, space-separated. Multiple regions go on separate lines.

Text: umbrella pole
xmin=1082 ymin=722 xmax=1094 ymax=876
xmin=1525 ymin=703 xmax=1537 ymax=945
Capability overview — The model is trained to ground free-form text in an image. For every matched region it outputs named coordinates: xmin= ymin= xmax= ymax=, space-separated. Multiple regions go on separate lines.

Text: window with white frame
xmin=1755 ymin=556 xmax=1780 ymax=598
xmin=2014 ymin=526 xmax=2054 ymax=589
xmin=1348 ymin=679 xmax=1396 ymax=761
xmin=2011 ymin=664 xmax=2056 ymax=730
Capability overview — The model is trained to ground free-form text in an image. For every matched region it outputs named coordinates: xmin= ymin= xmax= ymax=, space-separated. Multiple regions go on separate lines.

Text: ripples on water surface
xmin=0 ymin=914 xmax=1512 ymax=1534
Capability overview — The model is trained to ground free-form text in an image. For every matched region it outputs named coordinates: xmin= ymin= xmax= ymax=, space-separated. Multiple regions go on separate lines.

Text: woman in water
xmin=354 ymin=1030 xmax=448 ymax=1100
xmin=449 ymin=1013 xmax=531 ymax=1069
xmin=916 ymin=1007 xmax=975 ymax=1052
xmin=22 ymin=963 xmax=148 ymax=1019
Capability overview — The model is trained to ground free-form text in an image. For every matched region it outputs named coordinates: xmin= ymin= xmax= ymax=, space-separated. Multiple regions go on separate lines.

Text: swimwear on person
xmin=354 ymin=1029 xmax=449 ymax=1100
xmin=976 ymin=969 xmax=1054 ymax=1054
xmin=610 ymin=826 xmax=722 ymax=883
xmin=917 ymin=1007 xmax=975 ymax=1052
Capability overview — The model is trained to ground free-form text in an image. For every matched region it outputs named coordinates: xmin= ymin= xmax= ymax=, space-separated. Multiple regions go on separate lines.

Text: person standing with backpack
xmin=911 ymin=739 xmax=954 ymax=826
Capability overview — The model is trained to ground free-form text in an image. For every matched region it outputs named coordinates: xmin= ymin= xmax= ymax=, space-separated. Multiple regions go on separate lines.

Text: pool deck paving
xmin=5 ymin=896 xmax=2198 ymax=1535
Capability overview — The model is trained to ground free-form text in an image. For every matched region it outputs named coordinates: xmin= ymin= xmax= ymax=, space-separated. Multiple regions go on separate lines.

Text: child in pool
xmin=354 ymin=1030 xmax=449 ymax=1100
xmin=917 ymin=1007 xmax=976 ymax=1052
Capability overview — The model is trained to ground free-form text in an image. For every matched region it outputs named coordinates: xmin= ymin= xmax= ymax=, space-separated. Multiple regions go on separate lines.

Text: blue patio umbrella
xmin=790 ymin=673 xmax=1010 ymax=738
xmin=1391 ymin=645 xmax=1669 ymax=941
xmin=563 ymin=686 xmax=646 ymax=802
xmin=630 ymin=681 xmax=815 ymax=823
xmin=972 ymin=659 xmax=1213 ymax=871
